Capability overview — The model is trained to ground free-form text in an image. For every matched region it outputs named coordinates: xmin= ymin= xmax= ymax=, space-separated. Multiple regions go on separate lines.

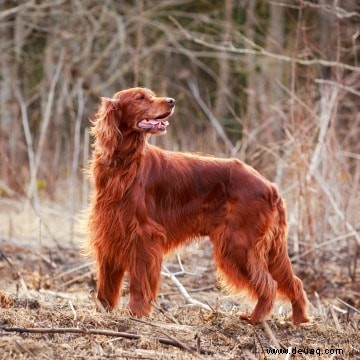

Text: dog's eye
xmin=136 ymin=94 xmax=145 ymax=100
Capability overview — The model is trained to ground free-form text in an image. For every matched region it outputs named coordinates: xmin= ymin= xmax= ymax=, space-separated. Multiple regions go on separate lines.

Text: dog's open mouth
xmin=137 ymin=110 xmax=173 ymax=132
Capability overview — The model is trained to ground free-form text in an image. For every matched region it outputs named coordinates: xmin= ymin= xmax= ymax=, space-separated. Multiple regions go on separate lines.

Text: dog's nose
xmin=166 ymin=98 xmax=176 ymax=107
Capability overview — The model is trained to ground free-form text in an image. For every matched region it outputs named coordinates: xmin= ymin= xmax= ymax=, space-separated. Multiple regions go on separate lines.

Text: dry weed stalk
xmin=0 ymin=325 xmax=213 ymax=356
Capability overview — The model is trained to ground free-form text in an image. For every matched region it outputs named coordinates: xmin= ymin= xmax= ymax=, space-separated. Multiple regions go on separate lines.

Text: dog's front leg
xmin=96 ymin=257 xmax=125 ymax=312
xmin=127 ymin=237 xmax=163 ymax=317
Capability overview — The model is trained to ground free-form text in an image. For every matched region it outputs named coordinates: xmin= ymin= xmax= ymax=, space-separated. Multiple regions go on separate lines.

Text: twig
xmin=129 ymin=317 xmax=207 ymax=358
xmin=0 ymin=326 xmax=213 ymax=355
xmin=170 ymin=16 xmax=360 ymax=73
xmin=315 ymin=79 xmax=360 ymax=97
xmin=1 ymin=326 xmax=141 ymax=339
xmin=38 ymin=289 xmax=77 ymax=300
xmin=340 ymin=151 xmax=360 ymax=160
xmin=262 ymin=321 xmax=283 ymax=349
xmin=60 ymin=270 xmax=93 ymax=289
xmin=176 ymin=254 xmax=185 ymax=273
xmin=150 ymin=302 xmax=179 ymax=324
xmin=14 ymin=340 xmax=34 ymax=357
xmin=195 ymin=333 xmax=201 ymax=354
xmin=275 ymin=79 xmax=318 ymax=119
xmin=130 ymin=317 xmax=200 ymax=358
xmin=0 ymin=0 xmax=66 ymax=20
xmin=161 ymin=285 xmax=215 ymax=297
xmin=331 ymin=305 xmax=347 ymax=314
xmin=291 ymin=230 xmax=357 ymax=260
xmin=157 ymin=329 xmax=203 ymax=358
xmin=252 ymin=326 xmax=266 ymax=358
xmin=53 ymin=261 xmax=94 ymax=279
xmin=161 ymin=265 xmax=212 ymax=312
xmin=187 ymin=79 xmax=234 ymax=153
xmin=17 ymin=272 xmax=31 ymax=300
xmin=0 ymin=250 xmax=13 ymax=268
xmin=69 ymin=300 xmax=77 ymax=321
xmin=329 ymin=306 xmax=342 ymax=332
xmin=336 ymin=298 xmax=360 ymax=315
xmin=300 ymin=1 xmax=360 ymax=19
xmin=314 ymin=292 xmax=326 ymax=318
xmin=0 ymin=0 xmax=34 ymax=20
xmin=39 ymin=254 xmax=57 ymax=269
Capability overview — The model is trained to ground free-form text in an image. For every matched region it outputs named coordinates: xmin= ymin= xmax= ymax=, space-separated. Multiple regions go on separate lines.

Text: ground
xmin=0 ymin=205 xmax=359 ymax=359
xmin=1 ymin=240 xmax=359 ymax=359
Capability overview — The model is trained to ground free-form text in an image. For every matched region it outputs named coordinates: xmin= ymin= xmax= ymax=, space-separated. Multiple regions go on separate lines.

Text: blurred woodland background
xmin=0 ymin=0 xmax=359 ymax=296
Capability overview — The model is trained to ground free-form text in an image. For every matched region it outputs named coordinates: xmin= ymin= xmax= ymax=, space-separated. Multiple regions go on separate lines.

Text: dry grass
xmin=0 ymin=206 xmax=359 ymax=359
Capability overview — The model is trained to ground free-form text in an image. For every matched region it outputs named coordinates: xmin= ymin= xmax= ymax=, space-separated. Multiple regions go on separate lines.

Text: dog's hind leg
xmin=211 ymin=225 xmax=277 ymax=324
xmin=245 ymin=247 xmax=277 ymax=324
xmin=211 ymin=228 xmax=252 ymax=293
xmin=268 ymin=250 xmax=309 ymax=324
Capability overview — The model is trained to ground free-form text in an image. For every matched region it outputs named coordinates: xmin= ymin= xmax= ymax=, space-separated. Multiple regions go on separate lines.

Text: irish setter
xmin=86 ymin=87 xmax=309 ymax=325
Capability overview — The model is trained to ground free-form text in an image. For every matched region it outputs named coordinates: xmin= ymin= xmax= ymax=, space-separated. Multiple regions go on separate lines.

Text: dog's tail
xmin=252 ymin=184 xmax=286 ymax=266
xmin=246 ymin=185 xmax=282 ymax=296
xmin=274 ymin=191 xmax=288 ymax=253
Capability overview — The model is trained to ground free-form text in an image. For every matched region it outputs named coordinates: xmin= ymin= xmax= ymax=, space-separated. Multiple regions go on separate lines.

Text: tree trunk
xmin=266 ymin=0 xmax=285 ymax=104
xmin=244 ymin=0 xmax=257 ymax=130
xmin=214 ymin=0 xmax=233 ymax=120
xmin=0 ymin=1 xmax=20 ymax=190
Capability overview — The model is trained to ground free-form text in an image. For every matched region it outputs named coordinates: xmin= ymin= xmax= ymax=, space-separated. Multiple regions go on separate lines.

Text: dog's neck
xmin=101 ymin=132 xmax=148 ymax=168
xmin=92 ymin=133 xmax=150 ymax=199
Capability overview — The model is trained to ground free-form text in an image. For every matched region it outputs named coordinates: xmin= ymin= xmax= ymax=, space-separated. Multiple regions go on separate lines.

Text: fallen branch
xmin=0 ymin=326 xmax=213 ymax=355
xmin=130 ymin=317 xmax=202 ymax=358
xmin=1 ymin=326 xmax=140 ymax=339
xmin=162 ymin=265 xmax=212 ymax=312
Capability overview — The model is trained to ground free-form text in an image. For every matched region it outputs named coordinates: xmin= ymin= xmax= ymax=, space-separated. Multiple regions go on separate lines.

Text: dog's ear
xmin=90 ymin=97 xmax=122 ymax=164
xmin=99 ymin=97 xmax=121 ymax=112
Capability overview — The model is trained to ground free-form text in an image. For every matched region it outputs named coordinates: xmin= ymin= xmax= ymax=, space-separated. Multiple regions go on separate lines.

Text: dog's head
xmin=101 ymin=87 xmax=175 ymax=135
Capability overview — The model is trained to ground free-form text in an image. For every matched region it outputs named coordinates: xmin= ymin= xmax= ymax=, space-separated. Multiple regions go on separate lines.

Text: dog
xmin=86 ymin=87 xmax=309 ymax=324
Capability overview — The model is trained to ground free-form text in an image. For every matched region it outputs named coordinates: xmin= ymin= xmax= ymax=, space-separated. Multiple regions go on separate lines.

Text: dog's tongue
xmin=138 ymin=119 xmax=169 ymax=131
xmin=145 ymin=119 xmax=160 ymax=125
xmin=137 ymin=119 xmax=157 ymax=128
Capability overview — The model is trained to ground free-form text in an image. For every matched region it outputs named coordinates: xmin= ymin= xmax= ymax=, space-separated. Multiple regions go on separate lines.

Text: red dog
xmin=86 ymin=87 xmax=309 ymax=324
